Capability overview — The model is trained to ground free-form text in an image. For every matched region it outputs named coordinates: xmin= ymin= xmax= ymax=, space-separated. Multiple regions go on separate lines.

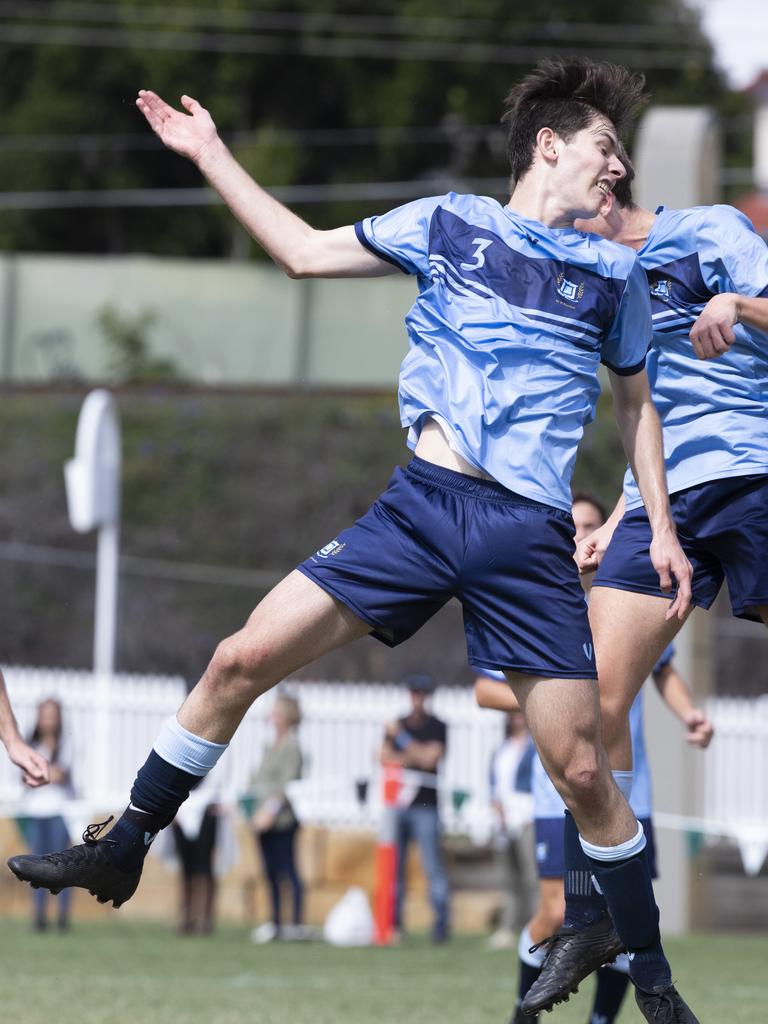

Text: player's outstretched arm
xmin=609 ymin=368 xmax=692 ymax=620
xmin=0 ymin=672 xmax=49 ymax=787
xmin=690 ymin=293 xmax=768 ymax=360
xmin=652 ymin=661 xmax=714 ymax=749
xmin=135 ymin=90 xmax=396 ymax=280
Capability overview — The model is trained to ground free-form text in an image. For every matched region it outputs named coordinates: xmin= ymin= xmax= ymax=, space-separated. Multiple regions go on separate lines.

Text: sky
xmin=693 ymin=0 xmax=768 ymax=88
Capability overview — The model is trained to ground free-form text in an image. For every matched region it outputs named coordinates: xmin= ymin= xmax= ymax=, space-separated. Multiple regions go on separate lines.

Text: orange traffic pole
xmin=373 ymin=762 xmax=402 ymax=945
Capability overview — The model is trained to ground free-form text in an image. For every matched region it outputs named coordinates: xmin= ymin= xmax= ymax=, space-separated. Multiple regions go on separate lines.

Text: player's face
xmin=555 ymin=117 xmax=624 ymax=219
xmin=572 ymin=499 xmax=604 ymax=544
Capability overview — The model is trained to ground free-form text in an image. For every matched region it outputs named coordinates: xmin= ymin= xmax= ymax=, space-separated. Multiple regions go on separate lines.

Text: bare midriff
xmin=413 ymin=418 xmax=494 ymax=480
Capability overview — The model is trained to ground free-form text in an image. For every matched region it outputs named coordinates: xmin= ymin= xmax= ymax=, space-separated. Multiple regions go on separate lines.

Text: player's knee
xmin=208 ymin=635 xmax=272 ymax=692
xmin=561 ymin=755 xmax=602 ymax=800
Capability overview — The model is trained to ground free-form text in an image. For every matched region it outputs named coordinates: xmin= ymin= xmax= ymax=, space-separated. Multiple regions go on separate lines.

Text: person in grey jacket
xmin=250 ymin=694 xmax=305 ymax=942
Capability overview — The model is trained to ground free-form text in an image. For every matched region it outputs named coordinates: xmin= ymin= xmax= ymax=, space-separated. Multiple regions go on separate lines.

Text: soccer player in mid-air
xmin=474 ymin=493 xmax=713 ymax=1024
xmin=8 ymin=59 xmax=697 ymax=1022
xmin=521 ymin=153 xmax=768 ymax=1015
xmin=0 ymin=669 xmax=49 ymax=786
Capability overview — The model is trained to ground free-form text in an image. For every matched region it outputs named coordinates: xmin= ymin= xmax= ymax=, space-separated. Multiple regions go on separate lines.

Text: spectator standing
xmin=250 ymin=694 xmax=305 ymax=943
xmin=170 ymin=780 xmax=224 ymax=936
xmin=487 ymin=710 xmax=536 ymax=950
xmin=21 ymin=699 xmax=74 ymax=931
xmin=381 ymin=674 xmax=450 ymax=944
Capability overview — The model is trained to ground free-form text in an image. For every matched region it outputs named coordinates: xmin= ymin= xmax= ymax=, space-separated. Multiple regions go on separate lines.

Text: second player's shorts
xmin=298 ymin=457 xmax=597 ymax=679
xmin=594 ymin=474 xmax=768 ymax=621
xmin=535 ymin=815 xmax=658 ymax=879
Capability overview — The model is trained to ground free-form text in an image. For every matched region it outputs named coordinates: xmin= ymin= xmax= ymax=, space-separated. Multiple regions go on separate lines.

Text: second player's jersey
xmin=623 ymin=204 xmax=768 ymax=510
xmin=355 ymin=193 xmax=651 ymax=511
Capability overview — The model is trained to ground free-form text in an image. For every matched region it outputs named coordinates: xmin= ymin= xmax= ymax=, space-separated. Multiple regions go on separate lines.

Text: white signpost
xmin=64 ymin=389 xmax=121 ymax=804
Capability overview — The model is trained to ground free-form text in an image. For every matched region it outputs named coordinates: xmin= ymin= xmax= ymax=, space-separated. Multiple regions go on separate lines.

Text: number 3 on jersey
xmin=460 ymin=237 xmax=492 ymax=271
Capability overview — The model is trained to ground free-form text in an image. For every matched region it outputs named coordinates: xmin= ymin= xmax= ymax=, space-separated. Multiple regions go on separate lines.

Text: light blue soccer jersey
xmin=623 ymin=205 xmax=768 ymax=509
xmin=355 ymin=193 xmax=651 ymax=511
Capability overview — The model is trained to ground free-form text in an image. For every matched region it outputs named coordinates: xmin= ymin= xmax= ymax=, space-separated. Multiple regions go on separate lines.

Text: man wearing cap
xmin=381 ymin=674 xmax=450 ymax=943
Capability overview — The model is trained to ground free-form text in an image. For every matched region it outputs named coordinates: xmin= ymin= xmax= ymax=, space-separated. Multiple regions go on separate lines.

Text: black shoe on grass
xmin=510 ymin=1008 xmax=538 ymax=1023
xmin=634 ymin=982 xmax=699 ymax=1023
xmin=519 ymin=913 xmax=625 ymax=1014
xmin=7 ymin=817 xmax=141 ymax=909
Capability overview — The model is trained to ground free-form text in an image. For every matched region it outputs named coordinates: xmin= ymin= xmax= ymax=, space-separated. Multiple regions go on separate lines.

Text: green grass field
xmin=0 ymin=919 xmax=765 ymax=1023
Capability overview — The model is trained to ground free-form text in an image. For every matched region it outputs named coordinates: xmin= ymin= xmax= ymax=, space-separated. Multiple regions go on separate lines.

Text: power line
xmin=0 ymin=540 xmax=282 ymax=590
xmin=0 ymin=2 xmax=712 ymax=47
xmin=0 ymin=115 xmax=751 ymax=157
xmin=0 ymin=177 xmax=510 ymax=210
xmin=0 ymin=124 xmax=501 ymax=154
xmin=0 ymin=22 xmax=711 ymax=69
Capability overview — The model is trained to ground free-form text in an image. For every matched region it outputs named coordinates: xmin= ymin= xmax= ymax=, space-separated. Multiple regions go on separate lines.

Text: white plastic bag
xmin=323 ymin=886 xmax=375 ymax=947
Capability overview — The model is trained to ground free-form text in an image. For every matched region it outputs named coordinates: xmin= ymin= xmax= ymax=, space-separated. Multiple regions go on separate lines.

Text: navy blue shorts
xmin=535 ymin=816 xmax=657 ymax=879
xmin=298 ymin=457 xmax=597 ymax=679
xmin=594 ymin=474 xmax=768 ymax=622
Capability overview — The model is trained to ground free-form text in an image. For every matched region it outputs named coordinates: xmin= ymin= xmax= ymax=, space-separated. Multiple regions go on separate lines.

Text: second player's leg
xmin=589 ymin=587 xmax=683 ymax=770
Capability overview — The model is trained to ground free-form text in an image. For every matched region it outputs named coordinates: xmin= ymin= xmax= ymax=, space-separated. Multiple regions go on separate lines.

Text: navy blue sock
xmin=587 ymin=851 xmax=671 ymax=990
xmin=107 ymin=750 xmax=203 ymax=872
xmin=517 ymin=959 xmax=541 ymax=1003
xmin=563 ymin=812 xmax=608 ymax=928
xmin=590 ymin=966 xmax=630 ymax=1023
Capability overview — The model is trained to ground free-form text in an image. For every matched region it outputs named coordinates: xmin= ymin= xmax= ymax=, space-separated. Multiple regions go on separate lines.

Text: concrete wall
xmin=0 ymin=253 xmax=414 ymax=389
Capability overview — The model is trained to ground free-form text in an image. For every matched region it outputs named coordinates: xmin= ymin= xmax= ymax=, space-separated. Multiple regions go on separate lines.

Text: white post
xmin=64 ymin=389 xmax=122 ymax=803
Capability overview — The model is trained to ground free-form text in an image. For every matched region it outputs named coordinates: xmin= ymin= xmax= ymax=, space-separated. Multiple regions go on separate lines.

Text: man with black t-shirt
xmin=381 ymin=674 xmax=449 ymax=943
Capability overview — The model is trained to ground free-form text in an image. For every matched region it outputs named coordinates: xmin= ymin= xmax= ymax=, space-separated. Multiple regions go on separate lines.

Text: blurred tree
xmin=0 ymin=0 xmax=735 ymax=256
xmin=96 ymin=304 xmax=182 ymax=383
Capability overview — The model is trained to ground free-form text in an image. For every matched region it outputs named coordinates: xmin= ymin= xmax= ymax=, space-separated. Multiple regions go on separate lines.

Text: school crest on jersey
xmin=650 ymin=278 xmax=672 ymax=300
xmin=315 ymin=538 xmax=345 ymax=559
xmin=555 ymin=273 xmax=584 ymax=306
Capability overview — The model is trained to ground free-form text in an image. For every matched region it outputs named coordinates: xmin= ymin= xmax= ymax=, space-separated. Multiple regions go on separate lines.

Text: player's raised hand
xmin=6 ymin=736 xmax=49 ymax=788
xmin=136 ymin=90 xmax=219 ymax=165
xmin=690 ymin=293 xmax=738 ymax=360
xmin=683 ymin=708 xmax=714 ymax=749
xmin=649 ymin=529 xmax=692 ymax=620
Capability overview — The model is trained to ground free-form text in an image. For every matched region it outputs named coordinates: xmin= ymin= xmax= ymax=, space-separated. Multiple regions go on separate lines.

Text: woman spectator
xmin=250 ymin=694 xmax=306 ymax=943
xmin=22 ymin=698 xmax=75 ymax=931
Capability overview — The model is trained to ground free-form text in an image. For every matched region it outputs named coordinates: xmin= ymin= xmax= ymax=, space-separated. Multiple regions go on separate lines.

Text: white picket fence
xmin=0 ymin=667 xmax=504 ymax=839
xmin=2 ymin=666 xmax=767 ymax=861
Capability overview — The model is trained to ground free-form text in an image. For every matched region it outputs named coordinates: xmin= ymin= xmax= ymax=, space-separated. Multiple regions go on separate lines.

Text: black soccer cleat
xmin=634 ymin=982 xmax=700 ymax=1023
xmin=7 ymin=817 xmax=141 ymax=909
xmin=510 ymin=1008 xmax=538 ymax=1023
xmin=519 ymin=913 xmax=625 ymax=1015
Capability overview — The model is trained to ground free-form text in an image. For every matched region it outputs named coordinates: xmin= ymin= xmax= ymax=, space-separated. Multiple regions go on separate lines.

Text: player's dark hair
xmin=571 ymin=492 xmax=608 ymax=524
xmin=502 ymin=58 xmax=648 ymax=183
xmin=612 ymin=142 xmax=637 ymax=209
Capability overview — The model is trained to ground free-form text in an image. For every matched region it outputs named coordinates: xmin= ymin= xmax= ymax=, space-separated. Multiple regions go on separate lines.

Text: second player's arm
xmin=653 ymin=662 xmax=714 ymax=749
xmin=609 ymin=369 xmax=692 ymax=618
xmin=136 ymin=91 xmax=396 ymax=280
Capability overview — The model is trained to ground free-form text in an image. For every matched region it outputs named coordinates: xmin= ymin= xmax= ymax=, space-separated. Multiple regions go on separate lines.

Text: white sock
xmin=579 ymin=821 xmax=646 ymax=863
xmin=518 ymin=924 xmax=547 ymax=968
xmin=153 ymin=715 xmax=228 ymax=776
